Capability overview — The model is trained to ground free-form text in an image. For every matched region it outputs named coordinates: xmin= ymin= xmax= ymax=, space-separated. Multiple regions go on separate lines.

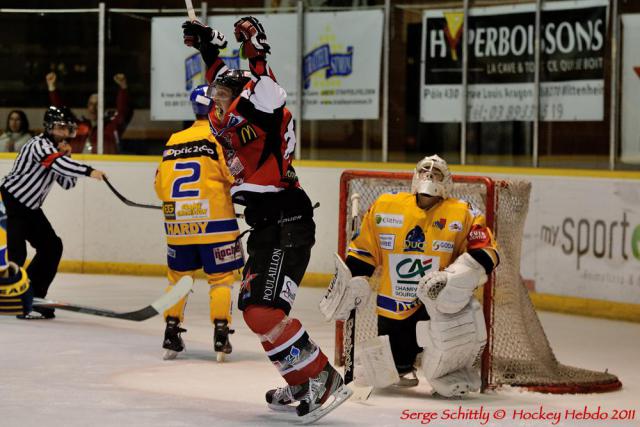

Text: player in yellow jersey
xmin=154 ymin=84 xmax=243 ymax=361
xmin=0 ymin=194 xmax=31 ymax=318
xmin=320 ymin=155 xmax=499 ymax=397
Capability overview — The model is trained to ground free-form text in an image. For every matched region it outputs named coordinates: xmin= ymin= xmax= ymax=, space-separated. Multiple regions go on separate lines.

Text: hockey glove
xmin=182 ymin=20 xmax=227 ymax=51
xmin=234 ymin=16 xmax=271 ymax=59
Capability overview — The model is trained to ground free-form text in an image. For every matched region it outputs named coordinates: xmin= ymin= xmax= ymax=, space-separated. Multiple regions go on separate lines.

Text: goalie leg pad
xmin=428 ymin=366 xmax=481 ymax=397
xmin=319 ymin=253 xmax=371 ymax=321
xmin=417 ymin=299 xmax=486 ymax=381
xmin=356 ymin=335 xmax=400 ymax=388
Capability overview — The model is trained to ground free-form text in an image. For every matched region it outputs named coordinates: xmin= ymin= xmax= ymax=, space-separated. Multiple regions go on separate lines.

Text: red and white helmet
xmin=410 ymin=154 xmax=453 ymax=198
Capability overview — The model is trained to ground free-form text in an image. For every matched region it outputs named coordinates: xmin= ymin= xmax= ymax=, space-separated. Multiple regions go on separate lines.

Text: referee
xmin=0 ymin=106 xmax=106 ymax=319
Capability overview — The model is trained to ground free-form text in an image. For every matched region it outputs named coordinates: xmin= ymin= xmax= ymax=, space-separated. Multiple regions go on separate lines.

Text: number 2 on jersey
xmin=171 ymin=162 xmax=201 ymax=198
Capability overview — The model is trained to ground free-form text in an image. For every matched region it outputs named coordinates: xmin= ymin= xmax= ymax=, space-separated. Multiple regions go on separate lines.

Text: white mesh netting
xmin=337 ymin=171 xmax=620 ymax=393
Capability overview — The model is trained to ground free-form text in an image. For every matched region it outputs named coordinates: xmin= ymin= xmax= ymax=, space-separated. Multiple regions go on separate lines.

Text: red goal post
xmin=334 ymin=169 xmax=621 ymax=394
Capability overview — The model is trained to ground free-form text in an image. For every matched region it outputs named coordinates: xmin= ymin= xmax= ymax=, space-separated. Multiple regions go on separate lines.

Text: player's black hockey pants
xmin=1 ymin=189 xmax=63 ymax=300
xmin=378 ymin=305 xmax=429 ymax=375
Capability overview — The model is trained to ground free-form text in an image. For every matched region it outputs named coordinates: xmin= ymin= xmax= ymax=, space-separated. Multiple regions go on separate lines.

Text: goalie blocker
xmin=319 ymin=253 xmax=371 ymax=322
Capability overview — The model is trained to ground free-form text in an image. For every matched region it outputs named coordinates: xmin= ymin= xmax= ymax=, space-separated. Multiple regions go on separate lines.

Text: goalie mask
xmin=410 ymin=154 xmax=453 ymax=198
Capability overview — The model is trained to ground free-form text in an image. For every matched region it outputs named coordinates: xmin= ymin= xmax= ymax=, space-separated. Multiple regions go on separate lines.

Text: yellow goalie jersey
xmin=347 ymin=192 xmax=498 ymax=320
xmin=154 ymin=120 xmax=239 ymax=245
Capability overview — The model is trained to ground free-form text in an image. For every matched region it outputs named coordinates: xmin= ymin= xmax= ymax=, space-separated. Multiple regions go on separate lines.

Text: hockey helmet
xmin=43 ymin=106 xmax=78 ymax=133
xmin=210 ymin=69 xmax=251 ymax=99
xmin=410 ymin=154 xmax=453 ymax=198
xmin=190 ymin=84 xmax=214 ymax=117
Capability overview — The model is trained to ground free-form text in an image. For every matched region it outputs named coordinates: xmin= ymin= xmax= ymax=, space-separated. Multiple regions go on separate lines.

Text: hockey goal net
xmin=335 ymin=170 xmax=621 ymax=393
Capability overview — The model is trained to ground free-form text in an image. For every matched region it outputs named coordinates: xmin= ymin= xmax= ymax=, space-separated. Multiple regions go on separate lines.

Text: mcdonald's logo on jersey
xmin=238 ymin=124 xmax=258 ymax=145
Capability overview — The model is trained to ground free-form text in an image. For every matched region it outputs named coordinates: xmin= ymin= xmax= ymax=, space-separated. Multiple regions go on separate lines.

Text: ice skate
xmin=296 ymin=362 xmax=353 ymax=424
xmin=213 ymin=319 xmax=234 ymax=362
xmin=16 ymin=310 xmax=53 ymax=320
xmin=162 ymin=317 xmax=186 ymax=360
xmin=394 ymin=369 xmax=419 ymax=388
xmin=265 ymin=383 xmax=305 ymax=413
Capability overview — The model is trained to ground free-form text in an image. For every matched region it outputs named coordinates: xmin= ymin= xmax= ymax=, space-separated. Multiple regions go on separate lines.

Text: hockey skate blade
xmin=163 ymin=350 xmax=179 ymax=360
xmin=299 ymin=384 xmax=353 ymax=425
xmin=268 ymin=403 xmax=297 ymax=413
xmin=216 ymin=352 xmax=225 ymax=363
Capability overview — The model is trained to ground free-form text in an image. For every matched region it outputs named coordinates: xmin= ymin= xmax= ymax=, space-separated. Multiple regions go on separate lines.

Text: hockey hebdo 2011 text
xmin=400 ymin=405 xmax=636 ymax=425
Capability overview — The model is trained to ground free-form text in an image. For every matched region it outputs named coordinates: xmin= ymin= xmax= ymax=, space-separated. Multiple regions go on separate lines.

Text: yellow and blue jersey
xmin=348 ymin=192 xmax=498 ymax=321
xmin=154 ymin=120 xmax=240 ymax=246
xmin=0 ymin=195 xmax=8 ymax=270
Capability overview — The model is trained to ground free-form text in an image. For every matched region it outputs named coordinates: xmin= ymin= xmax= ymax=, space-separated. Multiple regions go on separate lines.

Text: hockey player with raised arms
xmin=182 ymin=16 xmax=351 ymax=422
xmin=320 ymin=155 xmax=499 ymax=397
xmin=154 ymin=84 xmax=243 ymax=361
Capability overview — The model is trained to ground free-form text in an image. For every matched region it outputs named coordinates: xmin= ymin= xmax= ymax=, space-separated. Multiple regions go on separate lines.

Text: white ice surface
xmin=1 ymin=273 xmax=639 ymax=427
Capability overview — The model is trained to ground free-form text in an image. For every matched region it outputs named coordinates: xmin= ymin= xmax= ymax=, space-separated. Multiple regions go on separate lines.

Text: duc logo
xmin=404 ymin=226 xmax=425 ymax=252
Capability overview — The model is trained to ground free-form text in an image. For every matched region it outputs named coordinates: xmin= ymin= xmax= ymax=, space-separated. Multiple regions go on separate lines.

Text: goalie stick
xmin=33 ymin=276 xmax=193 ymax=321
xmin=104 ymin=177 xmax=162 ymax=210
xmin=343 ymin=193 xmax=373 ymax=400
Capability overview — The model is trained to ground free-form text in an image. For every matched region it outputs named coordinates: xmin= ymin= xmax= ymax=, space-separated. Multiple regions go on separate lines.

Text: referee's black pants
xmin=1 ymin=189 xmax=63 ymax=300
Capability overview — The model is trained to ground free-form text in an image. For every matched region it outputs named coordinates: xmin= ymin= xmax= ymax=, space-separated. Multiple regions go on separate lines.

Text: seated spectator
xmin=46 ymin=72 xmax=133 ymax=154
xmin=0 ymin=110 xmax=32 ymax=152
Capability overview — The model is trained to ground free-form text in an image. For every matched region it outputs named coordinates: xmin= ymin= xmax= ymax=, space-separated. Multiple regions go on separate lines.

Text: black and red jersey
xmin=205 ymin=57 xmax=299 ymax=207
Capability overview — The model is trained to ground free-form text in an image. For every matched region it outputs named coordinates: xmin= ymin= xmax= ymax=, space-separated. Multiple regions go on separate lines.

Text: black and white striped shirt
xmin=1 ymin=134 xmax=93 ymax=209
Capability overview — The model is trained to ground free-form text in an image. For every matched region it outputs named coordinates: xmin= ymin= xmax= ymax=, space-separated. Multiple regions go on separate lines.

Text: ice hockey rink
xmin=1 ymin=273 xmax=639 ymax=427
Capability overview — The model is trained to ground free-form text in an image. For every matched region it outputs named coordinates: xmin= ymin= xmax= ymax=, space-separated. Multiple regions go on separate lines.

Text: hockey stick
xmin=104 ymin=177 xmax=162 ymax=210
xmin=33 ymin=276 xmax=193 ymax=321
xmin=343 ymin=194 xmax=373 ymax=400
xmin=184 ymin=0 xmax=197 ymax=21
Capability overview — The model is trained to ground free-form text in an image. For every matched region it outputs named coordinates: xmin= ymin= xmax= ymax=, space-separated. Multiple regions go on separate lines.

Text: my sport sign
xmin=420 ymin=0 xmax=608 ymax=122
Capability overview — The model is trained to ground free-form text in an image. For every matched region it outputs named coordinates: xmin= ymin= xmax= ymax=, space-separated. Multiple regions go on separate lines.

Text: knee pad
xmin=243 ymin=305 xmax=288 ymax=337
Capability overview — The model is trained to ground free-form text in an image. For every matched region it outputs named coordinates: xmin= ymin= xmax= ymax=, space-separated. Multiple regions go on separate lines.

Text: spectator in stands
xmin=46 ymin=72 xmax=133 ymax=154
xmin=0 ymin=110 xmax=32 ymax=152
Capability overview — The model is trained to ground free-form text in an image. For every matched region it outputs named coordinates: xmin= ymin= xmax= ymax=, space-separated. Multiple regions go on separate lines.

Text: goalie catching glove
xmin=417 ymin=252 xmax=487 ymax=314
xmin=319 ymin=253 xmax=371 ymax=321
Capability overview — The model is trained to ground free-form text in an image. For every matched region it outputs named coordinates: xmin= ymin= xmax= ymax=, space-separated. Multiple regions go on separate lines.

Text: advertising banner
xmin=520 ymin=176 xmax=640 ymax=304
xmin=621 ymin=14 xmax=640 ymax=164
xmin=302 ymin=10 xmax=383 ymax=120
xmin=151 ymin=10 xmax=383 ymax=121
xmin=421 ymin=0 xmax=608 ymax=122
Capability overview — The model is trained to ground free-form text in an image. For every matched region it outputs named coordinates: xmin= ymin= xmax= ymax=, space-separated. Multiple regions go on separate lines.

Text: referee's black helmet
xmin=43 ymin=106 xmax=77 ymax=132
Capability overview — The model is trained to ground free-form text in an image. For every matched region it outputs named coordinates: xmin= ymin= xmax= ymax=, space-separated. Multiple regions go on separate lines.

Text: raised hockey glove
xmin=234 ymin=16 xmax=271 ymax=59
xmin=182 ymin=20 xmax=227 ymax=51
